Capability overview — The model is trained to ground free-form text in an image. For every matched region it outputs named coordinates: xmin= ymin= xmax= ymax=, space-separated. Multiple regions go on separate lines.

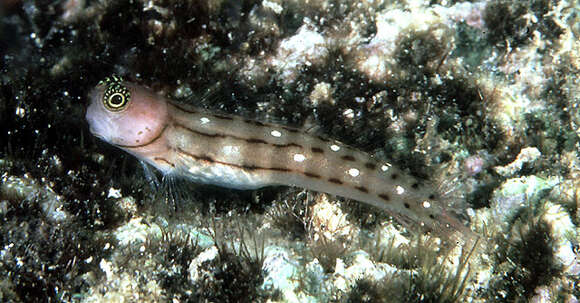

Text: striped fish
xmin=86 ymin=75 xmax=474 ymax=242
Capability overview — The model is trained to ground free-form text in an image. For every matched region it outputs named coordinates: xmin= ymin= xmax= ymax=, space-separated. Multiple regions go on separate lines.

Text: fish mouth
xmin=85 ymin=99 xmax=108 ymax=139
xmin=86 ymin=110 xmax=108 ymax=141
xmin=86 ymin=114 xmax=98 ymax=135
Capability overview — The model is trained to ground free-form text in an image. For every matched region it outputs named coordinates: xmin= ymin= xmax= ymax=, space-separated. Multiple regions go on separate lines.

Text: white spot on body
xmin=348 ymin=168 xmax=360 ymax=177
xmin=330 ymin=144 xmax=340 ymax=152
xmin=222 ymin=145 xmax=240 ymax=156
xmin=396 ymin=186 xmax=405 ymax=195
xmin=293 ymin=153 xmax=306 ymax=162
xmin=271 ymin=130 xmax=282 ymax=137
xmin=422 ymin=201 xmax=431 ymax=208
xmin=381 ymin=164 xmax=391 ymax=172
xmin=200 ymin=117 xmax=211 ymax=124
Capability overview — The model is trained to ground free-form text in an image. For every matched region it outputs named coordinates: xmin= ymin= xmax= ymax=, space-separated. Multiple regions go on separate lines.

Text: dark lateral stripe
xmin=328 ymin=178 xmax=343 ymax=184
xmin=246 ymin=138 xmax=269 ymax=144
xmin=311 ymin=147 xmax=324 ymax=154
xmin=341 ymin=155 xmax=356 ymax=162
xmin=268 ymin=166 xmax=292 ymax=172
xmin=170 ymin=102 xmax=236 ymax=121
xmin=355 ymin=186 xmax=369 ymax=193
xmin=197 ymin=154 xmax=214 ymax=162
xmin=378 ymin=193 xmax=390 ymax=201
xmin=169 ymin=102 xmax=198 ymax=114
xmin=304 ymin=172 xmax=321 ymax=178
xmin=252 ymin=121 xmax=266 ymax=126
xmin=117 ymin=124 xmax=169 ymax=148
xmin=317 ymin=135 xmax=330 ymax=142
xmin=365 ymin=162 xmax=376 ymax=170
xmin=244 ymin=165 xmax=291 ymax=172
xmin=282 ymin=127 xmax=299 ymax=133
xmin=172 ymin=103 xmax=300 ymax=134
xmin=174 ymin=122 xmax=303 ymax=150
xmin=176 ymin=147 xmax=292 ymax=173
xmin=212 ymin=114 xmax=234 ymax=121
xmin=273 ymin=142 xmax=302 ymax=148
xmin=175 ymin=123 xmax=225 ymax=138
xmin=243 ymin=119 xmax=267 ymax=127
xmin=171 ymin=102 xmax=306 ymax=138
xmin=154 ymin=157 xmax=176 ymax=167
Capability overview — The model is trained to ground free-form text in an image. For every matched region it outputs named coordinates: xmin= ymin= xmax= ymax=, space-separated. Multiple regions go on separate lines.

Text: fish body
xmin=86 ymin=76 xmax=470 ymax=238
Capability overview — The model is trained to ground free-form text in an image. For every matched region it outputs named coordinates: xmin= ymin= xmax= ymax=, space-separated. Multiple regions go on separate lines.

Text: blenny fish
xmin=86 ymin=75 xmax=473 ymax=242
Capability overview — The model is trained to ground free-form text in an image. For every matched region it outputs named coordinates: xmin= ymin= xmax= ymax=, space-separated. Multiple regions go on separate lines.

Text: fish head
xmin=86 ymin=76 xmax=169 ymax=148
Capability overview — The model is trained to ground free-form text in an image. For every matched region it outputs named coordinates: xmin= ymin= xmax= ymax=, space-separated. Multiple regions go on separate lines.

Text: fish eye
xmin=107 ymin=92 xmax=127 ymax=109
xmin=100 ymin=75 xmax=131 ymax=112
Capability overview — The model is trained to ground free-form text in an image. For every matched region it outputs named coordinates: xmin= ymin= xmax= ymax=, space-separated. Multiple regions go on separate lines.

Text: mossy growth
xmin=486 ymin=217 xmax=562 ymax=302
xmin=483 ymin=0 xmax=564 ymax=50
xmin=355 ymin=233 xmax=478 ymax=303
xmin=308 ymin=233 xmax=350 ymax=274
xmin=524 ymin=110 xmax=577 ymax=161
xmin=468 ymin=180 xmax=501 ymax=209
xmin=388 ymin=28 xmax=506 ymax=165
xmin=0 ymin=198 xmax=114 ymax=302
xmin=147 ymin=227 xmax=203 ymax=301
xmin=453 ymin=21 xmax=492 ymax=69
xmin=402 ymin=243 xmax=475 ymax=303
xmin=346 ymin=278 xmax=398 ymax=303
xmin=196 ymin=217 xmax=269 ymax=302
xmin=0 ymin=141 xmax=119 ymax=302
xmin=264 ymin=188 xmax=310 ymax=240
xmin=529 ymin=61 xmax=580 ymax=155
xmin=394 ymin=30 xmax=447 ymax=75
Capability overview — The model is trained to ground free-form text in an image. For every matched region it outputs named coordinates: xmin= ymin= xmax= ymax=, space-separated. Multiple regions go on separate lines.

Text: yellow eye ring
xmin=100 ymin=75 xmax=131 ymax=112
xmin=107 ymin=92 xmax=127 ymax=109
